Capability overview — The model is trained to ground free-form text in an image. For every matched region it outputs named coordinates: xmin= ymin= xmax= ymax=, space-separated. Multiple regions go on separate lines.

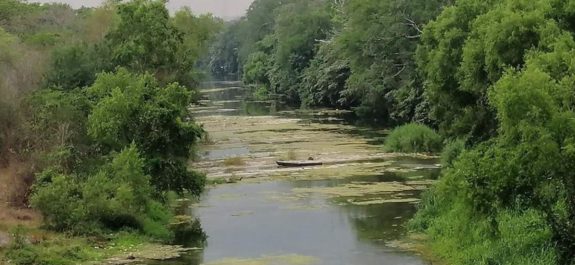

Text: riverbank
xmin=0 ymin=224 xmax=201 ymax=265
xmin=0 ymin=197 xmax=202 ymax=265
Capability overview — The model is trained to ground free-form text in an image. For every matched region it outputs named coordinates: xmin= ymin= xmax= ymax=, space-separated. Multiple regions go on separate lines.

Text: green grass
xmin=1 ymin=228 xmax=152 ymax=265
xmin=384 ymin=123 xmax=442 ymax=153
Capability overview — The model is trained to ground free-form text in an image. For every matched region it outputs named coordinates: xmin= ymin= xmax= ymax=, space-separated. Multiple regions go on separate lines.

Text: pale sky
xmin=28 ymin=0 xmax=254 ymax=19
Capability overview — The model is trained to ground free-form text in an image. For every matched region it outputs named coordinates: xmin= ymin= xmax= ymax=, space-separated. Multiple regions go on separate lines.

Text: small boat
xmin=276 ymin=160 xmax=323 ymax=167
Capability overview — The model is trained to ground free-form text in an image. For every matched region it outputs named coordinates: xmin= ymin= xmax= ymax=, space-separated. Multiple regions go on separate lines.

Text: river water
xmin=154 ymin=82 xmax=439 ymax=265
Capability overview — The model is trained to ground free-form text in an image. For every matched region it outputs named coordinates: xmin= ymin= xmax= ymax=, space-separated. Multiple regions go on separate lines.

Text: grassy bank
xmin=0 ymin=211 xmax=201 ymax=265
xmin=0 ymin=226 xmax=191 ymax=265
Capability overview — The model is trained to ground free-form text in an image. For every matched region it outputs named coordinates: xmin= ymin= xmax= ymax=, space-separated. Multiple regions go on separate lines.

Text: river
xmin=153 ymin=81 xmax=439 ymax=265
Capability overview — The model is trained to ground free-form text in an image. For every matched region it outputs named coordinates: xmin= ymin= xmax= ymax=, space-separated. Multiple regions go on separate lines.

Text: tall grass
xmin=384 ymin=123 xmax=442 ymax=153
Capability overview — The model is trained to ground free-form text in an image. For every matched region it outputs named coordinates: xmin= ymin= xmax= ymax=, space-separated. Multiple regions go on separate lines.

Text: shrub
xmin=440 ymin=139 xmax=466 ymax=167
xmin=31 ymin=145 xmax=173 ymax=238
xmin=5 ymin=226 xmax=100 ymax=265
xmin=384 ymin=123 xmax=442 ymax=153
xmin=252 ymin=85 xmax=269 ymax=101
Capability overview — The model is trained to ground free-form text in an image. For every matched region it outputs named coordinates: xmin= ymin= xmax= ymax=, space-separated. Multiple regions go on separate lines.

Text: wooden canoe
xmin=276 ymin=160 xmax=323 ymax=167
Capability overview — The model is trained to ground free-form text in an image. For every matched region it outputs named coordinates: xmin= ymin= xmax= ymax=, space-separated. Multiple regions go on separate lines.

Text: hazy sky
xmin=28 ymin=0 xmax=254 ymax=19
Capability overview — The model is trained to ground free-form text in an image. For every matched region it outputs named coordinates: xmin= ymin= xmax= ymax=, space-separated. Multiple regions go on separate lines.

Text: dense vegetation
xmin=384 ymin=123 xmax=442 ymax=153
xmin=410 ymin=1 xmax=575 ymax=264
xmin=3 ymin=0 xmax=575 ymax=264
xmin=211 ymin=0 xmax=447 ymax=124
xmin=207 ymin=0 xmax=575 ymax=264
xmin=0 ymin=1 xmax=221 ymax=262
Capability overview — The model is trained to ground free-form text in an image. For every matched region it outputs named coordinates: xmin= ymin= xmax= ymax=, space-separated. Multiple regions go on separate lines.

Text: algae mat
xmin=194 ymin=115 xmax=439 ymax=181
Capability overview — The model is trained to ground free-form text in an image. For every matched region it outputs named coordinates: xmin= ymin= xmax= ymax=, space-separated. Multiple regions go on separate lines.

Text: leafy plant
xmin=384 ymin=123 xmax=442 ymax=153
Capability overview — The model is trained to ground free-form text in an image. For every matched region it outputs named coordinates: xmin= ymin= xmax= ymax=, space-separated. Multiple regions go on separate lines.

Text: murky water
xmin=154 ymin=82 xmax=438 ymax=265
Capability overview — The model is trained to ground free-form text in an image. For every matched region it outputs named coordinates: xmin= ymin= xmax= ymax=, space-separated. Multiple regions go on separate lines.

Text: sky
xmin=28 ymin=0 xmax=254 ymax=20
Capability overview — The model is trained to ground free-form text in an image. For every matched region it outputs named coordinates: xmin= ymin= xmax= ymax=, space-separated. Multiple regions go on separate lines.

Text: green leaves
xmin=87 ymin=69 xmax=204 ymax=194
xmin=106 ymin=0 xmax=181 ymax=75
xmin=415 ymin=0 xmax=575 ymax=263
xmin=32 ymin=145 xmax=172 ymax=238
xmin=384 ymin=123 xmax=443 ymax=153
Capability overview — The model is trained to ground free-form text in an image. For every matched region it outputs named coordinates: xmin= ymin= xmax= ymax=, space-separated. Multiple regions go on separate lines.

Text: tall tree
xmin=336 ymin=0 xmax=446 ymax=123
xmin=269 ymin=0 xmax=332 ymax=104
xmin=105 ymin=0 xmax=183 ymax=82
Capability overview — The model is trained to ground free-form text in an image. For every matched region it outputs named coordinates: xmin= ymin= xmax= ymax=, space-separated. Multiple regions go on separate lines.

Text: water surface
xmin=154 ymin=82 xmax=437 ymax=265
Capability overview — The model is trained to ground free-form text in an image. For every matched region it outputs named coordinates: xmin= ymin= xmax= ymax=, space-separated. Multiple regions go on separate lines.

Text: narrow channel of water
xmin=153 ymin=82 xmax=437 ymax=265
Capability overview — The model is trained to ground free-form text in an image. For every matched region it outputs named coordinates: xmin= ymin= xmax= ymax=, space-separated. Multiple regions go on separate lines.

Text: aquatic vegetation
xmin=290 ymin=180 xmax=433 ymax=208
xmin=384 ymin=123 xmax=443 ymax=153
xmin=283 ymin=150 xmax=298 ymax=161
xmin=222 ymin=157 xmax=246 ymax=167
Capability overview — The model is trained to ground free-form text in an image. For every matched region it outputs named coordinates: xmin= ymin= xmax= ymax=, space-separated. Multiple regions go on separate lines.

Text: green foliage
xmin=236 ymin=0 xmax=284 ymax=63
xmin=384 ymin=123 xmax=442 ymax=153
xmin=416 ymin=0 xmax=575 ymax=140
xmin=414 ymin=1 xmax=575 ymax=264
xmin=209 ymin=22 xmax=241 ymax=80
xmin=87 ymin=69 xmax=205 ymax=194
xmin=172 ymin=9 xmax=224 ymax=85
xmin=6 ymin=240 xmax=98 ymax=265
xmin=105 ymin=0 xmax=181 ymax=77
xmin=251 ymin=85 xmax=270 ymax=101
xmin=21 ymin=88 xmax=92 ymax=173
xmin=301 ymin=40 xmax=350 ymax=108
xmin=31 ymin=145 xmax=172 ymax=238
xmin=440 ymin=139 xmax=466 ymax=168
xmin=268 ymin=0 xmax=332 ymax=104
xmin=1 ymin=0 xmax=210 ymax=249
xmin=335 ymin=0 xmax=446 ymax=122
xmin=45 ymin=44 xmax=102 ymax=90
xmin=243 ymin=51 xmax=272 ymax=86
xmin=228 ymin=0 xmax=446 ymax=122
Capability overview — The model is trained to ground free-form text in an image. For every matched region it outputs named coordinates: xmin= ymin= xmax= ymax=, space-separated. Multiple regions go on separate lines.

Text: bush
xmin=384 ymin=123 xmax=442 ymax=153
xmin=5 ymin=226 xmax=101 ymax=265
xmin=410 ymin=155 xmax=558 ymax=265
xmin=31 ymin=145 xmax=173 ymax=238
xmin=440 ymin=139 xmax=466 ymax=167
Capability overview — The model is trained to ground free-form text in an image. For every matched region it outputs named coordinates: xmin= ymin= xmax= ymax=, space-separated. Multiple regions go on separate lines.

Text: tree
xmin=172 ymin=8 xmax=224 ymax=84
xmin=413 ymin=1 xmax=575 ymax=264
xmin=209 ymin=22 xmax=241 ymax=80
xmin=268 ymin=0 xmax=333 ymax=104
xmin=105 ymin=0 xmax=183 ymax=82
xmin=335 ymin=0 xmax=446 ymax=123
xmin=236 ymin=0 xmax=285 ymax=63
xmin=87 ymin=69 xmax=205 ymax=195
xmin=301 ymin=40 xmax=351 ymax=108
